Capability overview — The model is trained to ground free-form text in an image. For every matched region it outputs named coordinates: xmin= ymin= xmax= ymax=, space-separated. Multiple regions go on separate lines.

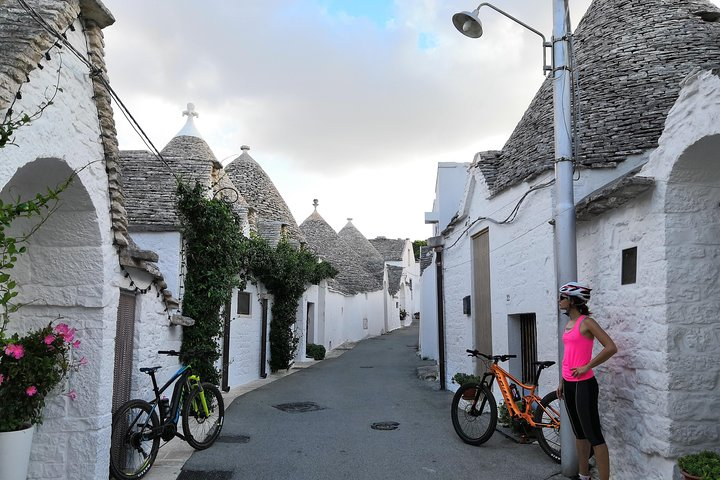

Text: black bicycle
xmin=109 ymin=350 xmax=225 ymax=480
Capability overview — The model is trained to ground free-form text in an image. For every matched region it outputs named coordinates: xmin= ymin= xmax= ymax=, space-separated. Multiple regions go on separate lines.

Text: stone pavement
xmin=142 ymin=345 xmax=355 ymax=480
xmin=141 ymin=339 xmax=598 ymax=480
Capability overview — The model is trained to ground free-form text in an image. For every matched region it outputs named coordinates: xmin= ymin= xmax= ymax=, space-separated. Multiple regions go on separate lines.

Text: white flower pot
xmin=0 ymin=425 xmax=35 ymax=480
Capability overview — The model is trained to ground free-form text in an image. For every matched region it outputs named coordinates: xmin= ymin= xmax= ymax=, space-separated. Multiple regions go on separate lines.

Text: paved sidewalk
xmin=143 ymin=345 xmax=354 ymax=480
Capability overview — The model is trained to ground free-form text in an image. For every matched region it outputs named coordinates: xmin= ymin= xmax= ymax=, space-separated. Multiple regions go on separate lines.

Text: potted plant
xmin=677 ymin=450 xmax=720 ymax=480
xmin=452 ymin=372 xmax=483 ymax=399
xmin=0 ymin=320 xmax=84 ymax=480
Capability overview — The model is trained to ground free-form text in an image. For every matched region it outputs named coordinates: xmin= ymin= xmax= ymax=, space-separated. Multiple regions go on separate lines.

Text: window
xmin=519 ymin=314 xmax=537 ymax=384
xmin=621 ymin=247 xmax=637 ymax=285
xmin=237 ymin=291 xmax=251 ymax=315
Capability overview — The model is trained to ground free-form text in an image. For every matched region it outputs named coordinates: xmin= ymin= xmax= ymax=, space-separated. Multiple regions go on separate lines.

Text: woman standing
xmin=556 ymin=282 xmax=617 ymax=480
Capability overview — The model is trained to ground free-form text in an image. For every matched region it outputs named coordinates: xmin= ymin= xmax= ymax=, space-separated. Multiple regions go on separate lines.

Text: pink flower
xmin=54 ymin=323 xmax=69 ymax=335
xmin=4 ymin=344 xmax=24 ymax=359
xmin=65 ymin=389 xmax=77 ymax=401
xmin=78 ymin=356 xmax=88 ymax=366
xmin=72 ymin=340 xmax=81 ymax=349
xmin=44 ymin=334 xmax=56 ymax=345
xmin=26 ymin=385 xmax=37 ymax=397
xmin=0 ymin=373 xmax=4 ymax=386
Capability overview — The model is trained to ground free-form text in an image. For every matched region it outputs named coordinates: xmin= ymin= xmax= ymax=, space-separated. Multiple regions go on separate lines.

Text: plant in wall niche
xmin=0 ymin=320 xmax=85 ymax=432
xmin=399 ymin=308 xmax=408 ymax=321
xmin=176 ymin=181 xmax=248 ymax=385
xmin=247 ymin=237 xmax=336 ymax=372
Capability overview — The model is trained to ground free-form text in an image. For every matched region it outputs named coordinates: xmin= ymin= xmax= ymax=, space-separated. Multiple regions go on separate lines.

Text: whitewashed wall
xmin=419 ymin=253 xmax=438 ymax=361
xmin=0 ymin=18 xmax=121 ymax=480
xmin=437 ymin=69 xmax=720 ymax=480
xmin=224 ymin=283 xmax=270 ymax=387
xmin=132 ymin=231 xmax=183 ymax=298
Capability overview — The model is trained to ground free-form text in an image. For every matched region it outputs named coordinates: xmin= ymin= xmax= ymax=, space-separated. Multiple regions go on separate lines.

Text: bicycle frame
xmin=482 ymin=362 xmax=560 ymax=429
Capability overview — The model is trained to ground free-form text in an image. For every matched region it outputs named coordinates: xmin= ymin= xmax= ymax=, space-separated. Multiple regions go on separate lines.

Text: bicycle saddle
xmin=140 ymin=366 xmax=162 ymax=374
xmin=532 ymin=361 xmax=555 ymax=368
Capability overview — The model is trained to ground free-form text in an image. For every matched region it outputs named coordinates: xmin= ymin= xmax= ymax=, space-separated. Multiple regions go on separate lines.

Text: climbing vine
xmin=176 ymin=181 xmax=248 ymax=384
xmin=246 ymin=238 xmax=336 ymax=372
xmin=176 ymin=181 xmax=337 ymax=379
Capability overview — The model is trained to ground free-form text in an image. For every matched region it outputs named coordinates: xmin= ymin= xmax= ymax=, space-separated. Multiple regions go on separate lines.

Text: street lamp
xmin=453 ymin=1 xmax=578 ymax=476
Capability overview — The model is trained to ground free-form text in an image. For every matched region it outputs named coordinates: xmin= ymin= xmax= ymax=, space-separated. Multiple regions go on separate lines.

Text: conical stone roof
xmin=369 ymin=237 xmax=406 ymax=262
xmin=300 ymin=210 xmax=382 ymax=295
xmin=338 ymin=219 xmax=386 ymax=285
xmin=225 ymin=146 xmax=304 ymax=244
xmin=121 ymin=108 xmax=248 ymax=231
xmin=481 ymin=0 xmax=720 ymax=194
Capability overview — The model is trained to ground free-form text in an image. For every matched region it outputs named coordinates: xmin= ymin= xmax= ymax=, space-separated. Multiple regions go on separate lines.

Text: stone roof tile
xmin=338 ymin=219 xmax=385 ymax=285
xmin=368 ymin=237 xmax=406 ymax=262
xmin=300 ymin=210 xmax=382 ymax=295
xmin=225 ymin=147 xmax=305 ymax=244
xmin=478 ymin=0 xmax=720 ymax=194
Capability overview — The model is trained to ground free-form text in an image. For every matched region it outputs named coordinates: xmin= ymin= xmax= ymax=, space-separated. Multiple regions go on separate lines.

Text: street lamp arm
xmin=474 ymin=2 xmax=549 ymax=45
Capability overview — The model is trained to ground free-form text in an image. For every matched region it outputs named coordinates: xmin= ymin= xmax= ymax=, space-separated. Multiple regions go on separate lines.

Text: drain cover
xmin=177 ymin=470 xmax=233 ymax=480
xmin=215 ymin=435 xmax=250 ymax=444
xmin=273 ymin=402 xmax=326 ymax=413
xmin=371 ymin=421 xmax=400 ymax=431
xmin=359 ymin=366 xmax=374 ymax=369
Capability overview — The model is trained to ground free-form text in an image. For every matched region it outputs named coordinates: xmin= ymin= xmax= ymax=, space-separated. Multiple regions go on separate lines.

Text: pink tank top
xmin=562 ymin=315 xmax=595 ymax=382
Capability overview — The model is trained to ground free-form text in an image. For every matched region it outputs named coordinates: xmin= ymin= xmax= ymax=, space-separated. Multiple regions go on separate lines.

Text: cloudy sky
xmin=101 ymin=0 xmax=718 ymax=241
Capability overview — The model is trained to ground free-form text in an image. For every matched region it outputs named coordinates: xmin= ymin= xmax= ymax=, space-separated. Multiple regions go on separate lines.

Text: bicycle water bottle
xmin=510 ymin=384 xmax=521 ymax=401
xmin=159 ymin=397 xmax=170 ymax=421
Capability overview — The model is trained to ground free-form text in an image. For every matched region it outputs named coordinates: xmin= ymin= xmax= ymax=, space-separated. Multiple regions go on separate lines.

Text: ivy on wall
xmin=176 ymin=181 xmax=337 ymax=378
xmin=176 ymin=182 xmax=247 ymax=384
xmin=246 ymin=238 xmax=336 ymax=372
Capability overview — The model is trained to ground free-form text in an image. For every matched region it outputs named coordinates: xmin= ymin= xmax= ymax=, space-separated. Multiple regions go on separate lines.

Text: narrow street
xmin=177 ymin=323 xmax=563 ymax=480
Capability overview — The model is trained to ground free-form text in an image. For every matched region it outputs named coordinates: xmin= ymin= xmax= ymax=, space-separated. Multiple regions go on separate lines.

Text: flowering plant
xmin=0 ymin=321 xmax=85 ymax=432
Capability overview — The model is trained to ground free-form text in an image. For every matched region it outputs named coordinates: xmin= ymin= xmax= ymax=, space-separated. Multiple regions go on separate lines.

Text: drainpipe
xmin=428 ymin=244 xmax=445 ymax=390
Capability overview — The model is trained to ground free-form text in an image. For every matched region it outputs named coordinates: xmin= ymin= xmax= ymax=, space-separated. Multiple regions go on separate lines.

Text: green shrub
xmin=306 ymin=343 xmax=326 ymax=360
xmin=678 ymin=451 xmax=720 ymax=479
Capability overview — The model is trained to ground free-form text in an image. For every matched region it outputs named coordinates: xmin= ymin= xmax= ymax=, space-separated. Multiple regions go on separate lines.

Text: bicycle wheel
xmin=533 ymin=391 xmax=561 ymax=463
xmin=451 ymin=382 xmax=497 ymax=445
xmin=110 ymin=399 xmax=160 ymax=480
xmin=182 ymin=382 xmax=225 ymax=450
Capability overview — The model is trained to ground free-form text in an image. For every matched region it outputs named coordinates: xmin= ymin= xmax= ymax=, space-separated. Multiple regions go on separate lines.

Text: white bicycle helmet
xmin=559 ymin=281 xmax=592 ymax=303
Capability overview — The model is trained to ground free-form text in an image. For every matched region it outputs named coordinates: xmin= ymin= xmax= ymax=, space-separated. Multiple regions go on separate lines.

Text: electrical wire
xmin=16 ymin=0 xmax=180 ymax=182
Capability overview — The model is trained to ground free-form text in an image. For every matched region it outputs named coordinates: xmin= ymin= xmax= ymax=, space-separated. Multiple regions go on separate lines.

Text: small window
xmin=621 ymin=247 xmax=637 ymax=285
xmin=237 ymin=291 xmax=251 ymax=315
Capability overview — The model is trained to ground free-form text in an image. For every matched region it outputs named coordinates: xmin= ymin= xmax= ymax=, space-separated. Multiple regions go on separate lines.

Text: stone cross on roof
xmin=176 ymin=102 xmax=203 ymax=138
xmin=183 ymin=103 xmax=198 ymax=118
xmin=313 ymin=199 xmax=319 ymax=210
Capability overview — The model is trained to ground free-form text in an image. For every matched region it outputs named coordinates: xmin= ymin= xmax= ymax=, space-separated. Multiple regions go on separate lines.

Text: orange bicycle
xmin=450 ymin=349 xmax=561 ymax=462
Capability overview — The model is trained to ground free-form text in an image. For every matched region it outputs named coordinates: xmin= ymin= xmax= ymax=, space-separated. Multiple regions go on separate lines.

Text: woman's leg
xmin=576 ymin=439 xmax=592 ymax=477
xmin=593 ymin=443 xmax=610 ymax=480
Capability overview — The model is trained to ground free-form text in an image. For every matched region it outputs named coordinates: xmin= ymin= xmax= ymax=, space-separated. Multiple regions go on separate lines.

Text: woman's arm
xmin=571 ymin=317 xmax=618 ymax=377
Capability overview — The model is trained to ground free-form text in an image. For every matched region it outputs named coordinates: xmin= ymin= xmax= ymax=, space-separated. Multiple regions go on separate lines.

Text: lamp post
xmin=453 ymin=1 xmax=578 ymax=476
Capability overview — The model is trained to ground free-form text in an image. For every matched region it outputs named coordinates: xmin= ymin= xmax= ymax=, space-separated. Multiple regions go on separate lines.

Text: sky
xmin=101 ymin=0 xmax=720 ymax=241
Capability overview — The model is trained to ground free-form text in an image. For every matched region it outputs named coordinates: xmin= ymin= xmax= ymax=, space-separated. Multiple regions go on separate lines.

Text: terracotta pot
xmin=0 ymin=425 xmax=35 ymax=480
xmin=462 ymin=387 xmax=477 ymax=400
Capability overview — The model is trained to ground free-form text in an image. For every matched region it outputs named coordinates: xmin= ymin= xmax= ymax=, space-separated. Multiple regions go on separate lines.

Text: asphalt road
xmin=178 ymin=323 xmax=564 ymax=480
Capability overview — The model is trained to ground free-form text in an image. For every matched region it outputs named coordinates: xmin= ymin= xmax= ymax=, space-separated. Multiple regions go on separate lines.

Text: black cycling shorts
xmin=563 ymin=376 xmax=605 ymax=446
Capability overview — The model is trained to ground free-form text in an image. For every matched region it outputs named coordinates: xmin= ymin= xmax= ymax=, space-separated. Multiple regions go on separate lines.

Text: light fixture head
xmin=452 ymin=10 xmax=483 ymax=38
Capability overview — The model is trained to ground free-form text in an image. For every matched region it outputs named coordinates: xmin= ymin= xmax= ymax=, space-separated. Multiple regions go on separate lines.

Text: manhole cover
xmin=371 ymin=421 xmax=400 ymax=431
xmin=215 ymin=435 xmax=250 ymax=444
xmin=273 ymin=402 xmax=326 ymax=413
xmin=177 ymin=470 xmax=233 ymax=480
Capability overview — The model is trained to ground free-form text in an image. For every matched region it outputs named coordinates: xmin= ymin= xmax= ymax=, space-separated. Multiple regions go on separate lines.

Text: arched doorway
xmin=1 ymin=157 xmax=109 ymax=473
xmin=664 ymin=134 xmax=720 ymax=453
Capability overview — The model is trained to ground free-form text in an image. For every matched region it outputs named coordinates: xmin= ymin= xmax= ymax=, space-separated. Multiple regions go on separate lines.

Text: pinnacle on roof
xmin=175 ymin=103 xmax=203 ymax=139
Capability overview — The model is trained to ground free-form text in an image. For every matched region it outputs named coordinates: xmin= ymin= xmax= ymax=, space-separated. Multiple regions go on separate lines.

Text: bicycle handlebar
xmin=466 ymin=349 xmax=516 ymax=363
xmin=157 ymin=350 xmax=213 ymax=357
